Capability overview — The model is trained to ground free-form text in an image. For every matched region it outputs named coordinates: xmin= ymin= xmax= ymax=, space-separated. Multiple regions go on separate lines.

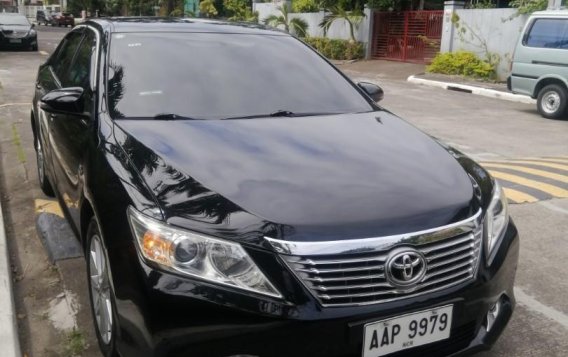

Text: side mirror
xmin=40 ymin=87 xmax=84 ymax=115
xmin=31 ymin=23 xmax=35 ymax=28
xmin=358 ymin=82 xmax=384 ymax=102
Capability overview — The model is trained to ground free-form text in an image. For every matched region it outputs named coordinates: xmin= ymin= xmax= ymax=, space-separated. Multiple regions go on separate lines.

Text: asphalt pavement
xmin=1 ymin=25 xmax=567 ymax=357
xmin=35 ymin=25 xmax=69 ymax=54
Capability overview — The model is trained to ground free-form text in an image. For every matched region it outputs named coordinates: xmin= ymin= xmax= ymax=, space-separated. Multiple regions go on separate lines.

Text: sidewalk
xmin=408 ymin=73 xmax=536 ymax=105
xmin=335 ymin=59 xmax=535 ymax=105
xmin=334 ymin=59 xmax=426 ymax=82
xmin=0 ymin=193 xmax=21 ymax=357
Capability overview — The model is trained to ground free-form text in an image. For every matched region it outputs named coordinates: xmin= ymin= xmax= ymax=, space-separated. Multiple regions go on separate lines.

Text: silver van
xmin=509 ymin=10 xmax=568 ymax=119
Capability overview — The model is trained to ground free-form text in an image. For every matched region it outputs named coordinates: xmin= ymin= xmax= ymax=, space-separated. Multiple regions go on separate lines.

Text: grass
xmin=64 ymin=329 xmax=87 ymax=357
xmin=11 ymin=123 xmax=26 ymax=164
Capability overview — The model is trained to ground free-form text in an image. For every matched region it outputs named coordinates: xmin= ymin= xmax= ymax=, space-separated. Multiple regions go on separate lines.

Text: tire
xmin=31 ymin=44 xmax=38 ymax=51
xmin=35 ymin=136 xmax=55 ymax=197
xmin=537 ymin=84 xmax=568 ymax=119
xmin=86 ymin=218 xmax=119 ymax=357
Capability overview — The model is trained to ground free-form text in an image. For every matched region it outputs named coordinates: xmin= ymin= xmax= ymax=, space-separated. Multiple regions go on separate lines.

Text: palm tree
xmin=319 ymin=6 xmax=365 ymax=43
xmin=263 ymin=5 xmax=309 ymax=38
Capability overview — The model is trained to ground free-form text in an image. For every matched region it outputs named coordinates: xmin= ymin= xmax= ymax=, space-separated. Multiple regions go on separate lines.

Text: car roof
xmin=85 ymin=17 xmax=288 ymax=35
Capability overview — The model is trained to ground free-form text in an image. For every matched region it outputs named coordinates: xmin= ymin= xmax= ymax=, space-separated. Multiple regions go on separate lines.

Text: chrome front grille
xmin=2 ymin=31 xmax=26 ymax=39
xmin=271 ymin=211 xmax=483 ymax=307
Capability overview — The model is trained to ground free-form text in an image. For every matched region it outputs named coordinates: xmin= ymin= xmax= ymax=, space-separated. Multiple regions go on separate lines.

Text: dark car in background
xmin=50 ymin=12 xmax=74 ymax=27
xmin=31 ymin=18 xmax=519 ymax=357
xmin=36 ymin=9 xmax=52 ymax=26
xmin=0 ymin=13 xmax=37 ymax=51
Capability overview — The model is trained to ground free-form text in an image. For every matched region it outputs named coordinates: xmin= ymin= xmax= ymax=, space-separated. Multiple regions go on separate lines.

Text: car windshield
xmin=107 ymin=32 xmax=374 ymax=120
xmin=0 ymin=15 xmax=30 ymax=26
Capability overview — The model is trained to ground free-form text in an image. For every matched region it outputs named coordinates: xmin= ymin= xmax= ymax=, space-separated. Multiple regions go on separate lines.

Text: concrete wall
xmin=441 ymin=7 xmax=528 ymax=80
xmin=253 ymin=2 xmax=371 ymax=43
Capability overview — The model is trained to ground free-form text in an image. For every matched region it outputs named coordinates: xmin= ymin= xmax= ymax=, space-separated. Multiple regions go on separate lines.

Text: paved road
xmin=1 ymin=25 xmax=567 ymax=357
xmin=36 ymin=25 xmax=70 ymax=54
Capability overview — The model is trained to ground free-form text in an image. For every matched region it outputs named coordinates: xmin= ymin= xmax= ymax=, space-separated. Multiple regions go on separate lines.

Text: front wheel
xmin=86 ymin=218 xmax=119 ymax=357
xmin=537 ymin=84 xmax=568 ymax=119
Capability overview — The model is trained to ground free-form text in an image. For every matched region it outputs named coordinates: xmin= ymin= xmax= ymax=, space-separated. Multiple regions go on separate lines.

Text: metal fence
xmin=371 ymin=11 xmax=444 ymax=63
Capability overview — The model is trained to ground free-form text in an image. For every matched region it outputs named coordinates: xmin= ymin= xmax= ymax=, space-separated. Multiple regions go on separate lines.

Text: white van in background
xmin=509 ymin=10 xmax=568 ymax=119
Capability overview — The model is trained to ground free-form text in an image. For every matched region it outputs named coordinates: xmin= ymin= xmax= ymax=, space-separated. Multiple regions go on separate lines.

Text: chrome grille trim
xmin=271 ymin=210 xmax=483 ymax=307
xmin=304 ymin=273 xmax=386 ymax=282
xmin=265 ymin=209 xmax=482 ymax=256
xmin=296 ymin=265 xmax=385 ymax=274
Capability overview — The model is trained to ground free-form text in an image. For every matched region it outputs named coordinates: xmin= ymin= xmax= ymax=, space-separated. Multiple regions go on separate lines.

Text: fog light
xmin=486 ymin=300 xmax=501 ymax=332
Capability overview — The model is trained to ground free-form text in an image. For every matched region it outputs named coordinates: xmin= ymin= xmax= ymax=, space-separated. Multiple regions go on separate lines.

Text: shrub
xmin=292 ymin=0 xmax=319 ymax=12
xmin=427 ymin=51 xmax=495 ymax=80
xmin=224 ymin=0 xmax=258 ymax=22
xmin=367 ymin=0 xmax=395 ymax=10
xmin=304 ymin=37 xmax=364 ymax=60
xmin=509 ymin=0 xmax=547 ymax=15
xmin=200 ymin=0 xmax=218 ymax=17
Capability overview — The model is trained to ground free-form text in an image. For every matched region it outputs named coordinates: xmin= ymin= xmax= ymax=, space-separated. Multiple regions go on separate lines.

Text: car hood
xmin=114 ymin=112 xmax=478 ymax=244
xmin=0 ymin=24 xmax=31 ymax=32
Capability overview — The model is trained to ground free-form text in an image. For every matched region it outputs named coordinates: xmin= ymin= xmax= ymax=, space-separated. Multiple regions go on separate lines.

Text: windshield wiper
xmin=152 ymin=113 xmax=204 ymax=120
xmin=222 ymin=110 xmax=340 ymax=120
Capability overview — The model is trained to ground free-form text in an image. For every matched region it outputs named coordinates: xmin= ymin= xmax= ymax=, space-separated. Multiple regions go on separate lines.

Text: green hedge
xmin=304 ymin=37 xmax=365 ymax=60
xmin=292 ymin=0 xmax=320 ymax=12
xmin=427 ymin=51 xmax=495 ymax=80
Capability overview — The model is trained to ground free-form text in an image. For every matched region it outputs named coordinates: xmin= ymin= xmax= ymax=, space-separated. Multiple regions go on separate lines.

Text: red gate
xmin=371 ymin=11 xmax=444 ymax=63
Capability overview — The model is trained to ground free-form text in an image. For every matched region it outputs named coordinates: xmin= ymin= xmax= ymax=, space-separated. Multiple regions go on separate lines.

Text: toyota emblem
xmin=386 ymin=248 xmax=427 ymax=289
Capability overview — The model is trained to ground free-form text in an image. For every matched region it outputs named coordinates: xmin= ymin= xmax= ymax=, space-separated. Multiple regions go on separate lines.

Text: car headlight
xmin=484 ymin=180 xmax=509 ymax=265
xmin=127 ymin=207 xmax=282 ymax=298
xmin=28 ymin=29 xmax=36 ymax=36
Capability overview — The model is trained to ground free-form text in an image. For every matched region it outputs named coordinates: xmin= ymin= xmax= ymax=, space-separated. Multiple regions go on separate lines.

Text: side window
xmin=64 ymin=31 xmax=97 ymax=89
xmin=525 ymin=19 xmax=568 ymax=49
xmin=51 ymin=31 xmax=84 ymax=82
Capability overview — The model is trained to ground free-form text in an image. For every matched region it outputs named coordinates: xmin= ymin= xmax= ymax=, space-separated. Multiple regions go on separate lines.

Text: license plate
xmin=9 ymin=39 xmax=22 ymax=43
xmin=362 ymin=305 xmax=453 ymax=357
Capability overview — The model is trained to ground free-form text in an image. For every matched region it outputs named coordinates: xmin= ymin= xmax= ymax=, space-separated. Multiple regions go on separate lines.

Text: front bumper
xmin=113 ymin=221 xmax=519 ymax=357
xmin=0 ymin=36 xmax=36 ymax=49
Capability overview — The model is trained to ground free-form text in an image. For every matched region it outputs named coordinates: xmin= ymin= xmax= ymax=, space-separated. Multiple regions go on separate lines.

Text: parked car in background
xmin=0 ymin=13 xmax=38 ymax=51
xmin=50 ymin=12 xmax=74 ymax=27
xmin=32 ymin=18 xmax=519 ymax=357
xmin=509 ymin=10 xmax=568 ymax=119
xmin=36 ymin=9 xmax=53 ymax=26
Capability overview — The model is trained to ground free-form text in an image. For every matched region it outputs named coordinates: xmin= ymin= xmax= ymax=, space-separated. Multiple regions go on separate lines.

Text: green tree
xmin=292 ymin=0 xmax=319 ymax=12
xmin=223 ymin=0 xmax=258 ymax=21
xmin=200 ymin=0 xmax=218 ymax=17
xmin=509 ymin=0 xmax=547 ymax=15
xmin=264 ymin=5 xmax=309 ymax=38
xmin=319 ymin=5 xmax=365 ymax=43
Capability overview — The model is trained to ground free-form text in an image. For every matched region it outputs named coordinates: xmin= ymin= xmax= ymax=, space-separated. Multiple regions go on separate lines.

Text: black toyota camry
xmin=31 ymin=18 xmax=519 ymax=357
xmin=0 ymin=13 xmax=38 ymax=51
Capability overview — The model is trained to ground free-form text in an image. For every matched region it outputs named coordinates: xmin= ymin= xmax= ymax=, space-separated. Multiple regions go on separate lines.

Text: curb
xmin=407 ymin=75 xmax=536 ymax=105
xmin=0 ymin=199 xmax=22 ymax=357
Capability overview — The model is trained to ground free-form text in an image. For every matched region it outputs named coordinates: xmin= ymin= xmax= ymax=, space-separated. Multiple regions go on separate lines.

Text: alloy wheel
xmin=36 ymin=139 xmax=45 ymax=185
xmin=542 ymin=91 xmax=561 ymax=115
xmin=89 ymin=234 xmax=113 ymax=345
